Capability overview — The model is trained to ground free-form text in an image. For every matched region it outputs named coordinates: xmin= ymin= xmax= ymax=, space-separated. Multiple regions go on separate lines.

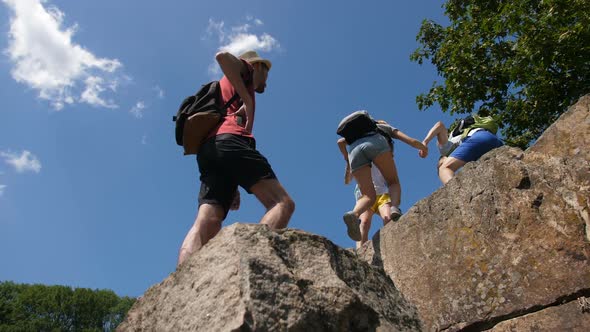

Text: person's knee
xmin=440 ymin=158 xmax=452 ymax=169
xmin=262 ymin=186 xmax=295 ymax=215
xmin=436 ymin=120 xmax=444 ymax=127
xmin=196 ymin=205 xmax=225 ymax=227
xmin=280 ymin=196 xmax=296 ymax=215
xmin=439 ymin=164 xmax=450 ymax=173
xmin=206 ymin=214 xmax=224 ymax=226
xmin=360 ymin=218 xmax=371 ymax=229
xmin=439 ymin=164 xmax=455 ymax=177
xmin=437 ymin=156 xmax=446 ymax=169
xmin=195 ymin=215 xmax=224 ymax=236
xmin=441 ymin=157 xmax=463 ymax=171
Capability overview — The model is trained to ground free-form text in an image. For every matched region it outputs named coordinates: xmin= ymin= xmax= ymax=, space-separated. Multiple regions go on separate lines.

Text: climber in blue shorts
xmin=422 ymin=118 xmax=503 ymax=184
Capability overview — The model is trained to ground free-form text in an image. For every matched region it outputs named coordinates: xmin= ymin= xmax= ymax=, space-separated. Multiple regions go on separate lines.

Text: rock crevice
xmin=447 ymin=289 xmax=590 ymax=332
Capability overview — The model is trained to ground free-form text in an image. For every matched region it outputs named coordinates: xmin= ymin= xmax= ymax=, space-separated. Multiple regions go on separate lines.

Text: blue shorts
xmin=450 ymin=130 xmax=503 ymax=162
xmin=348 ymin=133 xmax=391 ymax=172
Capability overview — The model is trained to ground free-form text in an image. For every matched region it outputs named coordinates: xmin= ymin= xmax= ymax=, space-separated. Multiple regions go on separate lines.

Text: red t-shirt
xmin=210 ymin=59 xmax=256 ymax=139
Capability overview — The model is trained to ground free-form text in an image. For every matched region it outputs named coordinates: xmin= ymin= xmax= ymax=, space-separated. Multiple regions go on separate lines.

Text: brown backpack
xmin=173 ymin=81 xmax=239 ymax=155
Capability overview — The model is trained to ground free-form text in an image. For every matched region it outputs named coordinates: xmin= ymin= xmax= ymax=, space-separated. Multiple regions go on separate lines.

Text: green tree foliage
xmin=411 ymin=0 xmax=590 ymax=148
xmin=0 ymin=281 xmax=135 ymax=332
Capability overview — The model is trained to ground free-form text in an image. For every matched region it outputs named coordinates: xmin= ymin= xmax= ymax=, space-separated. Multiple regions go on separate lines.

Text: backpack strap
xmin=222 ymin=69 xmax=252 ymax=110
xmin=222 ymin=92 xmax=240 ymax=110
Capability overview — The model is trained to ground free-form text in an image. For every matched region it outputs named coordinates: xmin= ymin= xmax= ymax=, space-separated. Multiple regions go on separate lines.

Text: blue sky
xmin=0 ymin=0 xmax=453 ymax=297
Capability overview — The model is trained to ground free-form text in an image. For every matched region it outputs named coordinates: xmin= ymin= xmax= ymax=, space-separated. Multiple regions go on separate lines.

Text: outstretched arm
xmin=215 ymin=52 xmax=254 ymax=132
xmin=393 ymin=130 xmax=429 ymax=158
xmin=422 ymin=121 xmax=448 ymax=147
xmin=337 ymin=138 xmax=353 ymax=184
xmin=337 ymin=138 xmax=348 ymax=160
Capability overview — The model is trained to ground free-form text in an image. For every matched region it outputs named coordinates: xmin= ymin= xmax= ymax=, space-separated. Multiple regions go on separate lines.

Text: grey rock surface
xmin=118 ymin=224 xmax=421 ymax=332
xmin=358 ymin=95 xmax=590 ymax=331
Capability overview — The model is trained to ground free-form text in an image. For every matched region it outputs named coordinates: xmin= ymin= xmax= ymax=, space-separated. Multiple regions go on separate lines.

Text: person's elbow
xmin=215 ymin=51 xmax=231 ymax=63
xmin=435 ymin=121 xmax=446 ymax=131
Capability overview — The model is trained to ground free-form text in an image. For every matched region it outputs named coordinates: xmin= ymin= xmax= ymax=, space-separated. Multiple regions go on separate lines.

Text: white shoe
xmin=343 ymin=211 xmax=361 ymax=241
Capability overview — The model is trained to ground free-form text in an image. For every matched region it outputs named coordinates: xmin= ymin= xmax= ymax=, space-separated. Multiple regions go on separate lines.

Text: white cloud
xmin=130 ymin=101 xmax=146 ymax=118
xmin=153 ymin=85 xmax=164 ymax=99
xmin=245 ymin=16 xmax=263 ymax=26
xmin=231 ymin=23 xmax=251 ymax=34
xmin=1 ymin=150 xmax=42 ymax=173
xmin=2 ymin=0 xmax=123 ymax=109
xmin=141 ymin=135 xmax=147 ymax=145
xmin=205 ymin=17 xmax=279 ymax=76
xmin=220 ymin=33 xmax=278 ymax=56
xmin=205 ymin=19 xmax=225 ymax=43
xmin=80 ymin=76 xmax=118 ymax=108
xmin=0 ymin=172 xmax=5 ymax=196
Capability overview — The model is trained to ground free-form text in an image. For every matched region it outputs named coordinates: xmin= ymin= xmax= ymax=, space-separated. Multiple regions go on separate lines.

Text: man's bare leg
xmin=250 ymin=179 xmax=295 ymax=230
xmin=177 ymin=203 xmax=225 ymax=267
xmin=439 ymin=156 xmax=467 ymax=184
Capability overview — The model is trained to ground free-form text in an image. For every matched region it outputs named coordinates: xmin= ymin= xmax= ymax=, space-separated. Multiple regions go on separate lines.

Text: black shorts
xmin=197 ymin=134 xmax=277 ymax=216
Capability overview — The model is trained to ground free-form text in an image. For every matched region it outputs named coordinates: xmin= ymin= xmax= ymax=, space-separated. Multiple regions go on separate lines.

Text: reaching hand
xmin=235 ymin=97 xmax=254 ymax=132
xmin=418 ymin=146 xmax=428 ymax=158
xmin=234 ymin=104 xmax=247 ymax=127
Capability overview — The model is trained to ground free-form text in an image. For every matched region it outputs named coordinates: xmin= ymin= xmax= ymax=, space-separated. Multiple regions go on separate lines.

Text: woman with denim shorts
xmin=337 ymin=113 xmax=428 ymax=241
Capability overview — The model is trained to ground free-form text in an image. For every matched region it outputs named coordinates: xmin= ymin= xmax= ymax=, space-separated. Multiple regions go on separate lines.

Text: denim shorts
xmin=348 ymin=133 xmax=391 ymax=172
xmin=450 ymin=130 xmax=503 ymax=162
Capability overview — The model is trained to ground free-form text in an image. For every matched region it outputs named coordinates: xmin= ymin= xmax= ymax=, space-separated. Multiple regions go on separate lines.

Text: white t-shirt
xmin=371 ymin=166 xmax=389 ymax=195
xmin=439 ymin=135 xmax=462 ymax=156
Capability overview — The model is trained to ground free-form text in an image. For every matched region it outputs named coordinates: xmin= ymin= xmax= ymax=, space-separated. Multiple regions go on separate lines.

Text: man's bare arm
xmin=215 ymin=52 xmax=254 ymax=131
xmin=337 ymin=138 xmax=349 ymax=161
xmin=422 ymin=121 xmax=448 ymax=146
xmin=337 ymin=138 xmax=353 ymax=184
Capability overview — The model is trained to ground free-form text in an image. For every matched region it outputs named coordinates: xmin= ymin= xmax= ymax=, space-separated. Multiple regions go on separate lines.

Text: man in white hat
xmin=178 ymin=50 xmax=295 ymax=266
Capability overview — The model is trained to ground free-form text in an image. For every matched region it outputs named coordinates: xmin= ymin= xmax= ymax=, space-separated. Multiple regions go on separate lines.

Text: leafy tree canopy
xmin=0 ymin=281 xmax=135 ymax=332
xmin=411 ymin=0 xmax=590 ymax=148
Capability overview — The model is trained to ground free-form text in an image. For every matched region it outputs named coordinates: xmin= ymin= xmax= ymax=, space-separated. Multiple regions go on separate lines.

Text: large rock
xmin=118 ymin=224 xmax=421 ymax=332
xmin=527 ymin=94 xmax=590 ymax=161
xmin=359 ymin=95 xmax=590 ymax=331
